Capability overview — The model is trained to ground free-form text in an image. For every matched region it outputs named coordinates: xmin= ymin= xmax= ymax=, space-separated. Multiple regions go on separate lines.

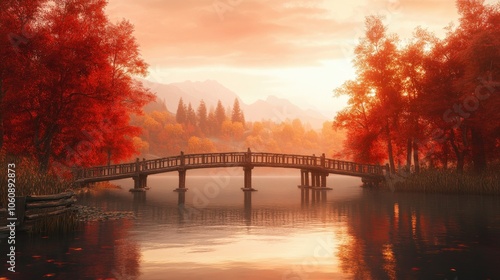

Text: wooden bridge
xmin=73 ymin=149 xmax=385 ymax=191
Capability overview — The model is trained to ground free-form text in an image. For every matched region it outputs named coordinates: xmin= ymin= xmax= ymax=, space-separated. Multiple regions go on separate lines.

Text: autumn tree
xmin=1 ymin=0 xmax=153 ymax=172
xmin=418 ymin=0 xmax=500 ymax=172
xmin=399 ymin=28 xmax=437 ymax=173
xmin=0 ymin=0 xmax=43 ymax=150
xmin=354 ymin=16 xmax=402 ymax=172
xmin=451 ymin=0 xmax=500 ymax=172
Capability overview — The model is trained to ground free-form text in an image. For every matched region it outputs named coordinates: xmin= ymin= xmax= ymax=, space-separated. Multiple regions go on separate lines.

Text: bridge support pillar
xmin=301 ymin=170 xmax=331 ymax=190
xmin=320 ymin=173 xmax=327 ymax=188
xmin=130 ymin=174 xmax=148 ymax=192
xmin=241 ymin=166 xmax=256 ymax=191
xmin=174 ymin=169 xmax=188 ymax=192
xmin=361 ymin=177 xmax=382 ymax=188
xmin=299 ymin=170 xmax=310 ymax=188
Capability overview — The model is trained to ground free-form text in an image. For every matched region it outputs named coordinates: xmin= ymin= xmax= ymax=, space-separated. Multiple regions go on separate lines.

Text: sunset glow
xmin=105 ymin=0 xmax=495 ymax=115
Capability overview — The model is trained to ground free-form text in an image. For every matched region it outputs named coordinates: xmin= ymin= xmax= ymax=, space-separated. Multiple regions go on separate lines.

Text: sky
xmin=105 ymin=0 xmax=495 ymax=117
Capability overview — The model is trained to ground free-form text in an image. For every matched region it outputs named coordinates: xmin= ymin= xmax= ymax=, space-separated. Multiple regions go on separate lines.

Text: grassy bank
xmin=0 ymin=154 xmax=78 ymax=233
xmin=385 ymin=169 xmax=500 ymax=195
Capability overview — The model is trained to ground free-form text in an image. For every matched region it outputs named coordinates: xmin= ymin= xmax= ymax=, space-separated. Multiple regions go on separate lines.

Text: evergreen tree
xmin=207 ymin=109 xmax=216 ymax=136
xmin=214 ymin=100 xmax=226 ymax=135
xmin=186 ymin=103 xmax=197 ymax=126
xmin=231 ymin=98 xmax=245 ymax=125
xmin=176 ymin=98 xmax=187 ymax=124
xmin=197 ymin=100 xmax=208 ymax=134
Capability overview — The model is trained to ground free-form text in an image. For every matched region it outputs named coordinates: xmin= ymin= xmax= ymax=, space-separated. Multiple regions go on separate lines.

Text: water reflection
xmin=1 ymin=220 xmax=140 ymax=279
xmin=338 ymin=190 xmax=500 ymax=279
xmin=2 ymin=175 xmax=499 ymax=279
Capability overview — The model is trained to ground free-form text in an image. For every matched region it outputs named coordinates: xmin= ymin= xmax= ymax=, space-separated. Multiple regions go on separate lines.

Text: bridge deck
xmin=74 ymin=151 xmax=385 ymax=184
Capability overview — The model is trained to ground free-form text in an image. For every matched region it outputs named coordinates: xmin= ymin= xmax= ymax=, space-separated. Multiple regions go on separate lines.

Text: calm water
xmin=2 ymin=169 xmax=500 ymax=279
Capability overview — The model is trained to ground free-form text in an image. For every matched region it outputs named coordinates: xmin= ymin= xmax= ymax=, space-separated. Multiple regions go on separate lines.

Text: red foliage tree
xmin=1 ymin=0 xmax=153 ymax=172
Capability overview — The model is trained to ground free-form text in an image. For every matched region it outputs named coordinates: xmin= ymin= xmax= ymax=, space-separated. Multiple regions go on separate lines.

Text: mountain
xmin=244 ymin=96 xmax=327 ymax=128
xmin=140 ymin=79 xmax=328 ymax=128
xmin=140 ymin=79 xmax=240 ymax=111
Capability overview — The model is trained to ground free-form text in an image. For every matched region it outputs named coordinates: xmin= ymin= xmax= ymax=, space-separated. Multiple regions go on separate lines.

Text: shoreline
xmin=380 ymin=170 xmax=500 ymax=196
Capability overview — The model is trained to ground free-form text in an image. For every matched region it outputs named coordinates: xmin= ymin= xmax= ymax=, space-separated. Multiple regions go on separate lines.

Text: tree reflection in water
xmin=337 ymin=190 xmax=500 ymax=279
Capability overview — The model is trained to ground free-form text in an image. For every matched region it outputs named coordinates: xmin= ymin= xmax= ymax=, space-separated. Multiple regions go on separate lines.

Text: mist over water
xmin=2 ymin=172 xmax=500 ymax=279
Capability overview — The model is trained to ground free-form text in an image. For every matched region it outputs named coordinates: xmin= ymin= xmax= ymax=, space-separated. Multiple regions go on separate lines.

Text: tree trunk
xmin=470 ymin=126 xmax=487 ymax=173
xmin=449 ymin=131 xmax=464 ymax=174
xmin=413 ymin=140 xmax=420 ymax=173
xmin=386 ymin=121 xmax=396 ymax=174
xmin=442 ymin=142 xmax=449 ymax=170
xmin=406 ymin=138 xmax=412 ymax=172
xmin=34 ymin=122 xmax=57 ymax=174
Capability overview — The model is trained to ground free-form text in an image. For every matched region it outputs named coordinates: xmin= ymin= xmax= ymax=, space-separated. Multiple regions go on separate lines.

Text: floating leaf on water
xmin=54 ymin=261 xmax=66 ymax=267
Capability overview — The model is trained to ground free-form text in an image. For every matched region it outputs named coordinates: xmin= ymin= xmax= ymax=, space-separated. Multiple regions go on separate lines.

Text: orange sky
xmin=105 ymin=0 xmax=495 ymax=117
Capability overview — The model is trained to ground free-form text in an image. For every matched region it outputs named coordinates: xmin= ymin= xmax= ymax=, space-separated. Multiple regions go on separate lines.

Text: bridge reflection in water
xmin=128 ymin=183 xmax=333 ymax=227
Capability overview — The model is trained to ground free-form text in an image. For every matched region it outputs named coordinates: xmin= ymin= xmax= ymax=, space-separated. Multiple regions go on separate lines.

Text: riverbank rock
xmin=74 ymin=205 xmax=135 ymax=222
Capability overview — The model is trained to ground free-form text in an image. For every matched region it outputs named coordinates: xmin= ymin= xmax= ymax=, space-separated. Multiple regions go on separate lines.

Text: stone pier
xmin=298 ymin=169 xmax=331 ymax=190
xmin=130 ymin=174 xmax=148 ymax=192
xmin=174 ymin=168 xmax=188 ymax=192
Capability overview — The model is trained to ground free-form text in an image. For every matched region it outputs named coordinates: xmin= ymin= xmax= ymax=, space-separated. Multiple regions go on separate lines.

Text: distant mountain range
xmin=140 ymin=79 xmax=328 ymax=128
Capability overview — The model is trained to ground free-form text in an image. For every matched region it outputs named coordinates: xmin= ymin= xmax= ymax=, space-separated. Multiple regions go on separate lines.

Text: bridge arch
xmin=74 ymin=150 xmax=385 ymax=191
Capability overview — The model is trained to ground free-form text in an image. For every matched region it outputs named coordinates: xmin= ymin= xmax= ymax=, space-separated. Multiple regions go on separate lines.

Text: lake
xmin=2 ymin=169 xmax=500 ymax=279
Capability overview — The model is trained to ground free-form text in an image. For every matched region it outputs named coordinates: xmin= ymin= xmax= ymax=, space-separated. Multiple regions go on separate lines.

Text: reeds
xmin=0 ymin=154 xmax=79 ymax=234
xmin=28 ymin=210 xmax=79 ymax=235
xmin=0 ymin=155 xmax=72 ymax=207
xmin=387 ymin=168 xmax=500 ymax=195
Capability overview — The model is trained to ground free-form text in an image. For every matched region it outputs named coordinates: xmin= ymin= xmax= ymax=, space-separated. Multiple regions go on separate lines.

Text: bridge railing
xmin=74 ymin=162 xmax=137 ymax=179
xmin=251 ymin=153 xmax=321 ymax=166
xmin=74 ymin=151 xmax=384 ymax=181
xmin=142 ymin=156 xmax=180 ymax=170
xmin=324 ymin=159 xmax=383 ymax=175
xmin=183 ymin=152 xmax=246 ymax=166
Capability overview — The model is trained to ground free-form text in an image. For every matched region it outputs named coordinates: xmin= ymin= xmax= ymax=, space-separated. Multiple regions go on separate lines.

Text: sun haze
xmin=104 ymin=0 xmax=492 ymax=116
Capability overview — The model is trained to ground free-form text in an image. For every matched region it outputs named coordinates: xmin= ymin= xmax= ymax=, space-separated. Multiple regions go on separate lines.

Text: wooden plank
xmin=26 ymin=191 xmax=74 ymax=202
xmin=26 ymin=197 xmax=76 ymax=209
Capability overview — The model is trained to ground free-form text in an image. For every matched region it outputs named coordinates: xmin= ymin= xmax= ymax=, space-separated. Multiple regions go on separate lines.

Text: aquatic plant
xmin=388 ymin=168 xmax=500 ymax=195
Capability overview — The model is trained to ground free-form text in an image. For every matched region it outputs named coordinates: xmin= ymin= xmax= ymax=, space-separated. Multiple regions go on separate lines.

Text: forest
xmin=334 ymin=1 xmax=499 ymax=174
xmin=133 ymin=98 xmax=344 ymax=159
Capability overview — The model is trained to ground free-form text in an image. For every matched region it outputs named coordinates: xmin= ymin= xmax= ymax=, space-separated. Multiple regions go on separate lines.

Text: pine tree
xmin=231 ymin=98 xmax=245 ymax=125
xmin=207 ymin=109 xmax=216 ymax=136
xmin=186 ymin=103 xmax=197 ymax=126
xmin=176 ymin=98 xmax=187 ymax=124
xmin=214 ymin=100 xmax=226 ymax=135
xmin=197 ymin=100 xmax=208 ymax=134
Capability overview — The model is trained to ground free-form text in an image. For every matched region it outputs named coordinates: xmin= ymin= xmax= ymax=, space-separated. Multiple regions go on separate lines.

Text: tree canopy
xmin=0 ymin=0 xmax=154 ymax=173
xmin=334 ymin=0 xmax=499 ymax=173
